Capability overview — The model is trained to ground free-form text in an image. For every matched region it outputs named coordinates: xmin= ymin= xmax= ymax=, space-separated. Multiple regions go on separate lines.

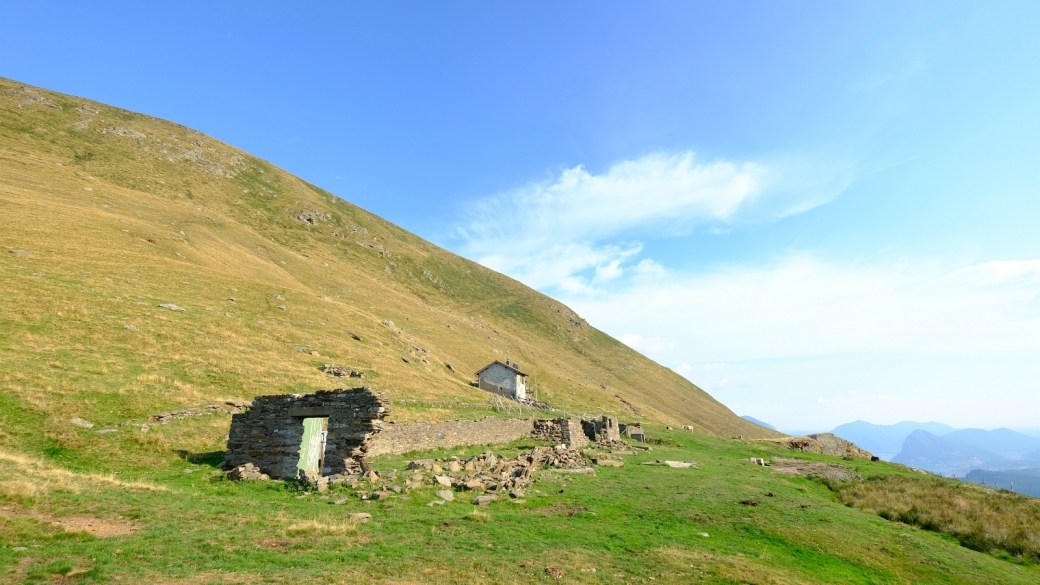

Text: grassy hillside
xmin=3 ymin=78 xmax=1038 ymax=584
xmin=0 ymin=77 xmax=774 ymax=449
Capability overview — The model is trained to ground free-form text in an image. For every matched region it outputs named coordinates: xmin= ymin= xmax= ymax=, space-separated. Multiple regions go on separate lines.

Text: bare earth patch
xmin=0 ymin=505 xmax=139 ymax=537
xmin=769 ymin=458 xmax=863 ymax=482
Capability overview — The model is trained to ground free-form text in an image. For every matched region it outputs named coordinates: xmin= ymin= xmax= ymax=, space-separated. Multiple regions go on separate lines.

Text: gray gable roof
xmin=475 ymin=360 xmax=528 ymax=377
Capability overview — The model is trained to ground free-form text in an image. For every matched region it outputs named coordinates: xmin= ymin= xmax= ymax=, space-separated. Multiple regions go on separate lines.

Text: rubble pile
xmin=227 ymin=463 xmax=270 ymax=481
xmin=321 ymin=364 xmax=364 ymax=378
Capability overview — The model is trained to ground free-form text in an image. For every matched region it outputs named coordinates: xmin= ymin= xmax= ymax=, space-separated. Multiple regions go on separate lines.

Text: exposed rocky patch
xmin=150 ymin=401 xmax=249 ymax=423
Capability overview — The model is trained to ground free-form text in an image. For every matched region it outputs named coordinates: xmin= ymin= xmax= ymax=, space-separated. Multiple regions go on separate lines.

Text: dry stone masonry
xmin=224 ymin=387 xmax=622 ymax=479
xmin=224 ymin=387 xmax=390 ymax=479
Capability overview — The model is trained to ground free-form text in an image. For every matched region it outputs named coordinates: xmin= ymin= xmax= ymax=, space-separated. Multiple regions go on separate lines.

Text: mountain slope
xmin=832 ymin=420 xmax=957 ymax=458
xmin=741 ymin=415 xmax=776 ymax=431
xmin=0 ymin=77 xmax=778 ymax=461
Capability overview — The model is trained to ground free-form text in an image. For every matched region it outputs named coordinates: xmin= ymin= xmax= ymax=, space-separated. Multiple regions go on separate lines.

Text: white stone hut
xmin=476 ymin=359 xmax=529 ymax=400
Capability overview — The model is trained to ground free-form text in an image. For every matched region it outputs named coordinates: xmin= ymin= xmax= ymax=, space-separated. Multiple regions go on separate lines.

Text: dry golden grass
xmin=831 ymin=474 xmax=1040 ymax=561
xmin=0 ymin=449 xmax=167 ymax=502
xmin=0 ymin=75 xmax=777 ymax=440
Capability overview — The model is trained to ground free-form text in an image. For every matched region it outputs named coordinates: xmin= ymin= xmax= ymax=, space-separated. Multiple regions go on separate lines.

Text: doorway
xmin=296 ymin=417 xmax=328 ymax=476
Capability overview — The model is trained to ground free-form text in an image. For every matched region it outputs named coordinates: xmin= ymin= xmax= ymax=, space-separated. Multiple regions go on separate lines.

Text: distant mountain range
xmin=828 ymin=421 xmax=1040 ymax=479
xmin=741 ymin=416 xmax=776 ymax=431
xmin=830 ymin=421 xmax=956 ymax=458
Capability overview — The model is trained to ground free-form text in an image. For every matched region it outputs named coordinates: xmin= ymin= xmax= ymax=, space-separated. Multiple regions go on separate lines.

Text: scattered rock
xmin=321 ymin=364 xmax=364 ymax=378
xmin=427 ymin=500 xmax=446 ymax=506
xmin=348 ymin=513 xmax=372 ymax=524
xmin=664 ymin=460 xmax=696 ymax=468
xmin=310 ymin=350 xmax=320 ymax=357
xmin=739 ymin=500 xmax=758 ymax=507
xmin=472 ymin=495 xmax=497 ymax=506
xmin=546 ymin=566 xmax=564 ymax=579
xmin=158 ymin=303 xmax=185 ymax=312
xmin=8 ymin=249 xmax=29 ymax=256
xmin=436 ymin=490 xmax=455 ymax=501
xmin=123 ymin=324 xmax=137 ymax=331
xmin=296 ymin=209 xmax=330 ymax=225
xmin=373 ymin=491 xmax=391 ymax=501
xmin=95 ymin=429 xmax=117 ymax=435
xmin=333 ymin=498 xmax=348 ymax=505
xmin=348 ymin=332 xmax=362 ymax=341
xmin=435 ymin=475 xmax=452 ymax=487
xmin=70 ymin=418 xmax=94 ymax=429
xmin=150 ymin=401 xmax=249 ymax=423
xmin=445 ymin=363 xmax=455 ymax=372
xmin=593 ymin=458 xmax=623 ymax=467
xmin=227 ymin=463 xmax=270 ymax=481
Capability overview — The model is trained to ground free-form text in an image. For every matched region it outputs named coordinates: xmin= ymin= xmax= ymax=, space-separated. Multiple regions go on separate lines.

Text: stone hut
xmin=476 ymin=359 xmax=528 ymax=400
xmin=223 ymin=387 xmax=390 ymax=479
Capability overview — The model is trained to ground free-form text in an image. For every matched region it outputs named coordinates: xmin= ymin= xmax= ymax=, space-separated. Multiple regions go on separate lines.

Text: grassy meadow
xmin=3 ymin=420 xmax=1040 ymax=584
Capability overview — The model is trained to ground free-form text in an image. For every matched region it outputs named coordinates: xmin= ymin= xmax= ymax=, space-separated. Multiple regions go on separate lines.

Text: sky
xmin=3 ymin=1 xmax=1039 ymax=433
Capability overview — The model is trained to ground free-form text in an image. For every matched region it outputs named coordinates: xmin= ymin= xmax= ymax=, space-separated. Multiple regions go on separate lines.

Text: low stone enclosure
xmin=223 ymin=387 xmax=623 ymax=479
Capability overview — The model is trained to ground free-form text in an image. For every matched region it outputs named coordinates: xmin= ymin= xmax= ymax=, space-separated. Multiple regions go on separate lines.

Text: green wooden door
xmin=296 ymin=417 xmax=327 ymax=475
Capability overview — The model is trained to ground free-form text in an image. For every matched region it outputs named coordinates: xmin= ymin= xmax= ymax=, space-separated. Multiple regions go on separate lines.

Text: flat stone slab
xmin=348 ymin=513 xmax=372 ymax=523
xmin=434 ymin=475 xmax=452 ymax=487
xmin=435 ymin=490 xmax=455 ymax=501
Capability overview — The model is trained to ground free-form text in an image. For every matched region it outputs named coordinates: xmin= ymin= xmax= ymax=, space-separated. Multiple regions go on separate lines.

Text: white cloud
xmin=571 ymin=256 xmax=1040 ymax=362
xmin=450 ymin=151 xmax=848 ymax=292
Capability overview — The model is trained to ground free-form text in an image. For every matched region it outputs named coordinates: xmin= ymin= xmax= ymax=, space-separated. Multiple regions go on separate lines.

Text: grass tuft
xmin=464 ymin=509 xmax=490 ymax=523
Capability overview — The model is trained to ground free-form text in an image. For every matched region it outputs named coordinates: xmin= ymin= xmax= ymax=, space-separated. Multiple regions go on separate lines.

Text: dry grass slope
xmin=831 ymin=474 xmax=1040 ymax=562
xmin=0 ymin=76 xmax=777 ymax=455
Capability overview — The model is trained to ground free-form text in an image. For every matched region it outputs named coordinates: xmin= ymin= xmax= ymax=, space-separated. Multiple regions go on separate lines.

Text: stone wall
xmin=366 ymin=417 xmax=536 ymax=457
xmin=582 ymin=415 xmax=620 ymax=443
xmin=223 ymin=387 xmax=390 ymax=479
xmin=531 ymin=417 xmax=589 ymax=448
xmin=226 ymin=388 xmax=618 ymax=475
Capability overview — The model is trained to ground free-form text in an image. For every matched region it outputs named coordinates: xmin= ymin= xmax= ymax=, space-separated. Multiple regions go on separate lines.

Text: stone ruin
xmin=223 ymin=386 xmax=624 ymax=480
xmin=223 ymin=387 xmax=390 ymax=479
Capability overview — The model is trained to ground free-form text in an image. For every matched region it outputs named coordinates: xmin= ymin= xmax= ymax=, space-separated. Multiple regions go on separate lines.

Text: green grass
xmin=3 ymin=423 xmax=1040 ymax=584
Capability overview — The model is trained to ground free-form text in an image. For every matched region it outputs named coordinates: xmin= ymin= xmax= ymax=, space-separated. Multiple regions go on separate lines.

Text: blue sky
xmin=4 ymin=1 xmax=1039 ymax=432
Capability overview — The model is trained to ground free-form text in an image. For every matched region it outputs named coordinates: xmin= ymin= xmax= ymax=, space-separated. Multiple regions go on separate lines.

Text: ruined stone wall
xmin=224 ymin=388 xmax=390 ymax=479
xmin=582 ymin=415 xmax=620 ymax=442
xmin=531 ymin=417 xmax=588 ymax=448
xmin=366 ymin=417 xmax=535 ymax=457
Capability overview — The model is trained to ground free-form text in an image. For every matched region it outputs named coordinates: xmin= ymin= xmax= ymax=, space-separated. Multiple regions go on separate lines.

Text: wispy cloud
xmin=575 ymin=255 xmax=1040 ymax=362
xmin=449 ymin=151 xmax=849 ymax=292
